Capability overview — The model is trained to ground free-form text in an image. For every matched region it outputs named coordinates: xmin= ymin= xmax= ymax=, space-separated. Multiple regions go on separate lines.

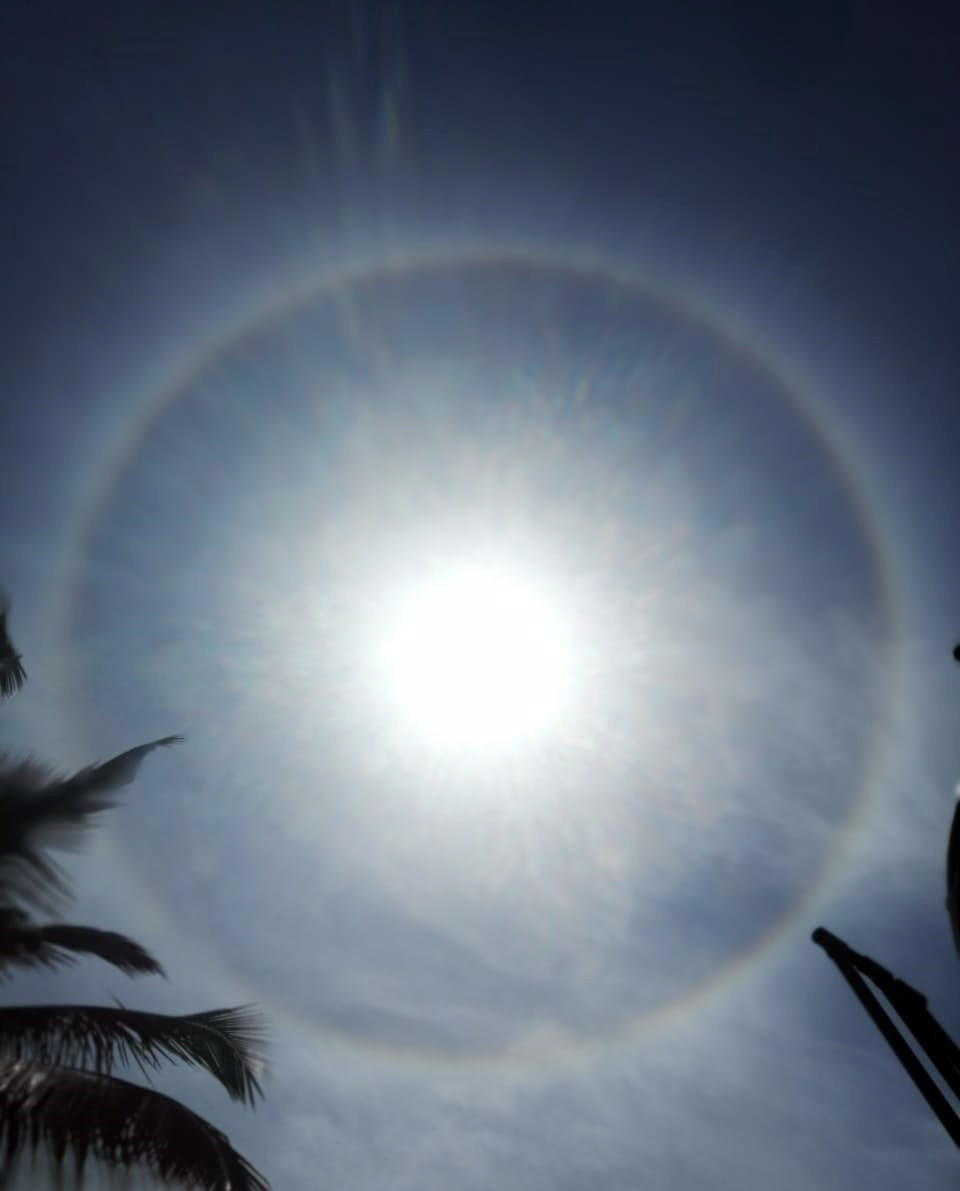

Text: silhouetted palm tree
xmin=0 ymin=596 xmax=269 ymax=1190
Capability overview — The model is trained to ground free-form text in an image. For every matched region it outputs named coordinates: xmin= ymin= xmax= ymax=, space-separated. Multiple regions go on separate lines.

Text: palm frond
xmin=0 ymin=1058 xmax=269 ymax=1191
xmin=0 ymin=908 xmax=163 ymax=978
xmin=0 ymin=735 xmax=183 ymax=910
xmin=0 ymin=596 xmax=25 ymax=698
xmin=0 ymin=1004 xmax=266 ymax=1105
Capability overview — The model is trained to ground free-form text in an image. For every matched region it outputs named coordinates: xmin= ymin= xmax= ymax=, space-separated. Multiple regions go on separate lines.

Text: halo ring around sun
xmin=59 ymin=243 xmax=903 ymax=1075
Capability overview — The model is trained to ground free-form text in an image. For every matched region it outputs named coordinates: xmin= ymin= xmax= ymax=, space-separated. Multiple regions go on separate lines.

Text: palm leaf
xmin=0 ymin=596 xmax=25 ymax=698
xmin=0 ymin=1004 xmax=266 ymax=1105
xmin=0 ymin=735 xmax=183 ymax=910
xmin=0 ymin=1058 xmax=269 ymax=1191
xmin=0 ymin=908 xmax=163 ymax=978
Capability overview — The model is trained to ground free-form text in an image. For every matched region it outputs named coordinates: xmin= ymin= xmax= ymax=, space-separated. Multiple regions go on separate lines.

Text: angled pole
xmin=812 ymin=926 xmax=960 ymax=1148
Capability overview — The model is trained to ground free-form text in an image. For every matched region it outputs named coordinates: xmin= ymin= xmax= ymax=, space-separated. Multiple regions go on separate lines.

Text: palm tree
xmin=0 ymin=595 xmax=269 ymax=1191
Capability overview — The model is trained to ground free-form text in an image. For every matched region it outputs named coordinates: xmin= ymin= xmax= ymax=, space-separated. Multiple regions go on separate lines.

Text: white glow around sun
xmin=379 ymin=562 xmax=574 ymax=753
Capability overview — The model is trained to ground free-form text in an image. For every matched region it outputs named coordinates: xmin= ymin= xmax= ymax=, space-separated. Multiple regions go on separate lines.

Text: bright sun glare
xmin=380 ymin=562 xmax=574 ymax=753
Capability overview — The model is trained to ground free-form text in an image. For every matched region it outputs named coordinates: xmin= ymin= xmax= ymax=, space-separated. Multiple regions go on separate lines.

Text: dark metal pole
xmin=812 ymin=927 xmax=960 ymax=1148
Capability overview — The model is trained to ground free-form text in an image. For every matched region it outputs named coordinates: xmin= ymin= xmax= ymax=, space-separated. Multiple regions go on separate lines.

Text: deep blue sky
xmin=3 ymin=3 xmax=960 ymax=1189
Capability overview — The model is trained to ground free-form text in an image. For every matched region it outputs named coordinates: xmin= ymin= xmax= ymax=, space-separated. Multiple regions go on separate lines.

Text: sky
xmin=2 ymin=2 xmax=960 ymax=1188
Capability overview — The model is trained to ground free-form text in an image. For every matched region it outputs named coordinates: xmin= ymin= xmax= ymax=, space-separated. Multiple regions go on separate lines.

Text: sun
xmin=379 ymin=561 xmax=575 ymax=754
